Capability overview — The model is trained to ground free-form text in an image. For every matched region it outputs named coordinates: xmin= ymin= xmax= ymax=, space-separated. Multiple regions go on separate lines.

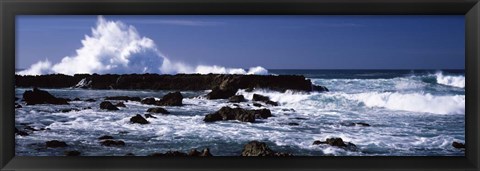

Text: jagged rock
xmin=23 ymin=88 xmax=69 ymax=105
xmin=141 ymin=98 xmax=157 ymax=105
xmin=46 ymin=140 xmax=68 ymax=148
xmin=98 ymin=135 xmax=114 ymax=140
xmin=105 ymin=96 xmax=141 ymax=101
xmin=207 ymin=87 xmax=238 ymax=100
xmin=16 ymin=74 xmax=320 ymax=92
xmin=147 ymin=107 xmax=170 ymax=114
xmin=115 ymin=102 xmax=127 ymax=108
xmin=100 ymin=140 xmax=125 ymax=147
xmin=252 ymin=94 xmax=278 ymax=106
xmin=100 ymin=101 xmax=119 ymax=111
xmin=204 ymin=107 xmax=273 ymax=123
xmin=65 ymin=150 xmax=81 ymax=156
xmin=228 ymin=95 xmax=246 ymax=103
xmin=313 ymin=138 xmax=357 ymax=150
xmin=145 ymin=114 xmax=157 ymax=119
xmin=240 ymin=141 xmax=293 ymax=157
xmin=312 ymin=85 xmax=329 ymax=92
xmin=188 ymin=148 xmax=213 ymax=157
xmin=156 ymin=92 xmax=183 ymax=106
xmin=452 ymin=142 xmax=465 ymax=149
xmin=130 ymin=114 xmax=149 ymax=124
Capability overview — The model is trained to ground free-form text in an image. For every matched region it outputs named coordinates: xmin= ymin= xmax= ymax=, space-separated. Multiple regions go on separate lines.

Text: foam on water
xmin=435 ymin=71 xmax=465 ymax=88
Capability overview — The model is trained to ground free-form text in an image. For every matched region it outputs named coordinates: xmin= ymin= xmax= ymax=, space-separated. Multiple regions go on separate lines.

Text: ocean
xmin=15 ymin=69 xmax=465 ymax=156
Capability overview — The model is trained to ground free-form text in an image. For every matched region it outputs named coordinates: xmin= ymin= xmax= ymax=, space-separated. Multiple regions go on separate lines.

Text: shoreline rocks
xmin=130 ymin=114 xmax=149 ymax=124
xmin=452 ymin=142 xmax=465 ymax=149
xmin=100 ymin=101 xmax=119 ymax=111
xmin=156 ymin=92 xmax=183 ymax=106
xmin=207 ymin=87 xmax=238 ymax=99
xmin=204 ymin=107 xmax=273 ymax=123
xmin=23 ymin=88 xmax=69 ymax=105
xmin=228 ymin=95 xmax=246 ymax=103
xmin=147 ymin=107 xmax=170 ymax=114
xmin=313 ymin=138 xmax=357 ymax=150
xmin=16 ymin=74 xmax=326 ymax=92
xmin=252 ymin=94 xmax=278 ymax=106
xmin=241 ymin=141 xmax=293 ymax=156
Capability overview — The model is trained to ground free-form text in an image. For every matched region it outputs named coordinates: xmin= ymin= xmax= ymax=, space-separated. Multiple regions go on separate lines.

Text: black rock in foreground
xmin=23 ymin=88 xmax=69 ymax=105
xmin=240 ymin=141 xmax=293 ymax=156
xmin=16 ymin=73 xmax=328 ymax=92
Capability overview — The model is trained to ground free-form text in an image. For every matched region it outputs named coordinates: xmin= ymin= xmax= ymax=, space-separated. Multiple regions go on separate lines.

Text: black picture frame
xmin=1 ymin=0 xmax=479 ymax=170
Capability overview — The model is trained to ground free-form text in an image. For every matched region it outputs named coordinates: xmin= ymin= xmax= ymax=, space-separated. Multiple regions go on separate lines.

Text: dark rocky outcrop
xmin=115 ymin=102 xmax=127 ymax=108
xmin=252 ymin=94 xmax=278 ymax=106
xmin=207 ymin=87 xmax=238 ymax=99
xmin=16 ymin=74 xmax=322 ymax=92
xmin=240 ymin=141 xmax=293 ymax=156
xmin=105 ymin=96 xmax=141 ymax=102
xmin=141 ymin=98 xmax=157 ymax=105
xmin=100 ymin=101 xmax=119 ymax=111
xmin=130 ymin=114 xmax=149 ymax=124
xmin=147 ymin=107 xmax=170 ymax=114
xmin=313 ymin=138 xmax=357 ymax=150
xmin=312 ymin=85 xmax=329 ymax=92
xmin=85 ymin=99 xmax=96 ymax=102
xmin=156 ymin=92 xmax=183 ymax=106
xmin=23 ymin=88 xmax=69 ymax=105
xmin=203 ymin=107 xmax=273 ymax=123
xmin=15 ymin=127 xmax=29 ymax=136
xmin=98 ymin=135 xmax=114 ymax=140
xmin=452 ymin=142 xmax=465 ymax=149
xmin=100 ymin=140 xmax=125 ymax=147
xmin=65 ymin=150 xmax=81 ymax=156
xmin=46 ymin=140 xmax=68 ymax=148
xmin=228 ymin=95 xmax=246 ymax=103
xmin=253 ymin=103 xmax=262 ymax=107
xmin=188 ymin=148 xmax=213 ymax=157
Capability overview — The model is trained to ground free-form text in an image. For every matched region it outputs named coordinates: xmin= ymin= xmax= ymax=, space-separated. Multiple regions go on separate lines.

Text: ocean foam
xmin=435 ymin=72 xmax=465 ymax=88
xmin=347 ymin=92 xmax=465 ymax=115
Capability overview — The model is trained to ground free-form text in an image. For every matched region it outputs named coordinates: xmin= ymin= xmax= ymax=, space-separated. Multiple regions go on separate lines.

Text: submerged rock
xmin=130 ymin=114 xmax=149 ymax=124
xmin=207 ymin=87 xmax=238 ymax=100
xmin=23 ymin=88 xmax=69 ymax=105
xmin=312 ymin=85 xmax=329 ymax=92
xmin=204 ymin=107 xmax=274 ymax=123
xmin=100 ymin=101 xmax=119 ymax=111
xmin=105 ymin=96 xmax=141 ymax=102
xmin=46 ymin=140 xmax=68 ymax=148
xmin=452 ymin=142 xmax=465 ymax=149
xmin=100 ymin=140 xmax=125 ymax=147
xmin=313 ymin=138 xmax=357 ymax=150
xmin=228 ymin=95 xmax=246 ymax=103
xmin=141 ymin=97 xmax=156 ymax=105
xmin=85 ymin=99 xmax=96 ymax=102
xmin=252 ymin=94 xmax=278 ymax=106
xmin=147 ymin=107 xmax=170 ymax=114
xmin=98 ymin=135 xmax=114 ymax=140
xmin=156 ymin=92 xmax=183 ymax=106
xmin=241 ymin=141 xmax=293 ymax=156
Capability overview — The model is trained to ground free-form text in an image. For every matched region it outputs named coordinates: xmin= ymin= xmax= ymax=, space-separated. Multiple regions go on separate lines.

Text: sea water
xmin=15 ymin=70 xmax=465 ymax=156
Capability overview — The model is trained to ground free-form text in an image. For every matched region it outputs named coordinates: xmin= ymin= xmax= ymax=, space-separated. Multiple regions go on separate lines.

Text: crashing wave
xmin=17 ymin=16 xmax=268 ymax=76
xmin=435 ymin=72 xmax=464 ymax=88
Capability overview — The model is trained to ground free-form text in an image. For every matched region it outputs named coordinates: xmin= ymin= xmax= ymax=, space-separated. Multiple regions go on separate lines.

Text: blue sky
xmin=17 ymin=15 xmax=465 ymax=70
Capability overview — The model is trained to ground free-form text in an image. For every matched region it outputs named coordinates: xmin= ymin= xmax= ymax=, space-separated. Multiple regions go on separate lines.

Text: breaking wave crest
xmin=17 ymin=16 xmax=268 ymax=76
xmin=435 ymin=71 xmax=465 ymax=88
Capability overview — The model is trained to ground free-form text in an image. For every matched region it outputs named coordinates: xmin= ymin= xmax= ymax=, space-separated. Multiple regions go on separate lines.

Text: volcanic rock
xmin=100 ymin=101 xmax=119 ymax=111
xmin=207 ymin=87 xmax=238 ymax=100
xmin=100 ymin=140 xmax=125 ymax=147
xmin=156 ymin=92 xmax=183 ymax=106
xmin=23 ymin=88 xmax=69 ymax=105
xmin=46 ymin=140 xmax=68 ymax=148
xmin=228 ymin=95 xmax=246 ymax=103
xmin=147 ymin=107 xmax=170 ymax=114
xmin=452 ymin=142 xmax=465 ymax=149
xmin=130 ymin=114 xmax=149 ymax=124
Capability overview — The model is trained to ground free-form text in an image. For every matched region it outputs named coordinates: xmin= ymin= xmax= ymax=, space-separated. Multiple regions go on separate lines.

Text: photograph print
xmin=15 ymin=15 xmax=465 ymax=156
